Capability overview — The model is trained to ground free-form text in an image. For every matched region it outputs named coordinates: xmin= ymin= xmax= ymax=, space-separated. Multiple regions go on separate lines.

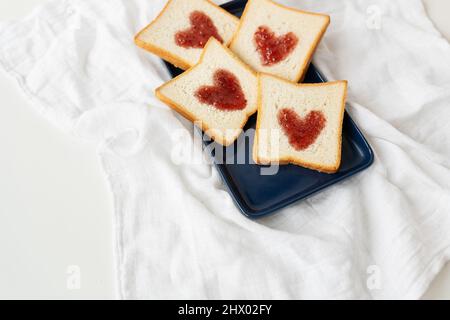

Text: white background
xmin=0 ymin=0 xmax=449 ymax=299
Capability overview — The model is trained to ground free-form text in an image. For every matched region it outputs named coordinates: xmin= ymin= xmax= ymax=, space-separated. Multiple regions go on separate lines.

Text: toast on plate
xmin=230 ymin=0 xmax=330 ymax=82
xmin=156 ymin=38 xmax=258 ymax=146
xmin=135 ymin=0 xmax=239 ymax=70
xmin=254 ymin=74 xmax=347 ymax=173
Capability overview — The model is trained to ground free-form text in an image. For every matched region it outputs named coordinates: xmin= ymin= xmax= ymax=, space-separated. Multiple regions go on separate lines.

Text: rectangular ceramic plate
xmin=163 ymin=0 xmax=374 ymax=218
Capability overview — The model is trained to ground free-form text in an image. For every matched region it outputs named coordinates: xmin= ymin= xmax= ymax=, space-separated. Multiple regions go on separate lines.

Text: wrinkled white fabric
xmin=1 ymin=0 xmax=449 ymax=299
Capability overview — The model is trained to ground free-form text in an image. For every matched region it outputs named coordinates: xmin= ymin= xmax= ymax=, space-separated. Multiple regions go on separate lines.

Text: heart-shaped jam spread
xmin=278 ymin=108 xmax=326 ymax=151
xmin=254 ymin=26 xmax=299 ymax=66
xmin=175 ymin=11 xmax=223 ymax=49
xmin=195 ymin=69 xmax=247 ymax=111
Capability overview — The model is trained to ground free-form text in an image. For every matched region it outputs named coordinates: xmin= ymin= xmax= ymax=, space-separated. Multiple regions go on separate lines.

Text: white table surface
xmin=0 ymin=0 xmax=449 ymax=300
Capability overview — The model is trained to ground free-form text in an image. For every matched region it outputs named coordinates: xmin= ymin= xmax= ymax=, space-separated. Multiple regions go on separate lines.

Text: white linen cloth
xmin=1 ymin=0 xmax=450 ymax=299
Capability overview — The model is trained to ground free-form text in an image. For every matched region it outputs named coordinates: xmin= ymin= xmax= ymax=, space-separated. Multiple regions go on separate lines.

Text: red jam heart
xmin=278 ymin=108 xmax=326 ymax=151
xmin=175 ymin=11 xmax=224 ymax=49
xmin=254 ymin=26 xmax=299 ymax=66
xmin=195 ymin=69 xmax=247 ymax=111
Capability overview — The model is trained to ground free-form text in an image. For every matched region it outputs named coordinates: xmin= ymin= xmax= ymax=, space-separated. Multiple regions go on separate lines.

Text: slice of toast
xmin=230 ymin=0 xmax=330 ymax=82
xmin=254 ymin=74 xmax=347 ymax=173
xmin=156 ymin=38 xmax=258 ymax=146
xmin=135 ymin=0 xmax=239 ymax=70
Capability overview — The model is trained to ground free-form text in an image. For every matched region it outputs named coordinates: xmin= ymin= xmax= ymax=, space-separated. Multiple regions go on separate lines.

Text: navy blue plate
xmin=163 ymin=0 xmax=374 ymax=218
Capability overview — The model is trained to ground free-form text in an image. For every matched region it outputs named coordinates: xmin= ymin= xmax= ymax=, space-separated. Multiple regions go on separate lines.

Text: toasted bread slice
xmin=230 ymin=0 xmax=330 ymax=82
xmin=156 ymin=38 xmax=258 ymax=146
xmin=254 ymin=74 xmax=347 ymax=173
xmin=135 ymin=0 xmax=239 ymax=70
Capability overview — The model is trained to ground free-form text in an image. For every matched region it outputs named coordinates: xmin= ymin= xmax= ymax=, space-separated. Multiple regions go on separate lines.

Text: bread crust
xmin=253 ymin=74 xmax=348 ymax=174
xmin=135 ymin=0 xmax=240 ymax=71
xmin=155 ymin=38 xmax=258 ymax=147
xmin=229 ymin=0 xmax=330 ymax=83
